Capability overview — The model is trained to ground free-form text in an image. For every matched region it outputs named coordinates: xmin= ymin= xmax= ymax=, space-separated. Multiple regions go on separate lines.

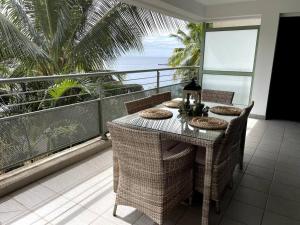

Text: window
xmin=201 ymin=27 xmax=259 ymax=105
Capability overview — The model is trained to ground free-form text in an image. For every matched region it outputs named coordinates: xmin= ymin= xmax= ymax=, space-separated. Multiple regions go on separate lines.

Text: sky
xmin=126 ymin=32 xmax=184 ymax=57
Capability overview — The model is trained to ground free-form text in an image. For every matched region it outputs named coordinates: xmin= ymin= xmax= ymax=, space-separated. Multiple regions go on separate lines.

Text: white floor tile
xmin=33 ymin=195 xmax=76 ymax=221
xmin=90 ymin=216 xmax=116 ymax=225
xmin=2 ymin=119 xmax=300 ymax=225
xmin=102 ymin=205 xmax=142 ymax=225
xmin=0 ymin=197 xmax=28 ymax=224
xmin=12 ymin=183 xmax=58 ymax=209
xmin=8 ymin=212 xmax=48 ymax=225
xmin=49 ymin=204 xmax=98 ymax=225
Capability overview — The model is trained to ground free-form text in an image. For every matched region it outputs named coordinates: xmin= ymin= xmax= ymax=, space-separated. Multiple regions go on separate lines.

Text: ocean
xmin=112 ymin=56 xmax=179 ymax=89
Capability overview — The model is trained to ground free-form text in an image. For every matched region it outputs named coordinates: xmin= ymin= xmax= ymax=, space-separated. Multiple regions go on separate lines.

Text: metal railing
xmin=0 ymin=66 xmax=200 ymax=172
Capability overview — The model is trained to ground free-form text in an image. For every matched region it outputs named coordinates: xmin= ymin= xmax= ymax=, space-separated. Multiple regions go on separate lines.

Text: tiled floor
xmin=1 ymin=118 xmax=300 ymax=225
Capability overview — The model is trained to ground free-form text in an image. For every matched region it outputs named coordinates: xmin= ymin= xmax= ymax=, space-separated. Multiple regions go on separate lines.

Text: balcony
xmin=2 ymin=0 xmax=300 ymax=224
xmin=1 ymin=116 xmax=300 ymax=225
xmin=0 ymin=67 xmax=300 ymax=225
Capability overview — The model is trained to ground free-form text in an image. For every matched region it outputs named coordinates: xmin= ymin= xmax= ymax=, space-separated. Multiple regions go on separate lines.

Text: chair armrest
xmin=163 ymin=145 xmax=195 ymax=174
xmin=164 ymin=145 xmax=194 ymax=161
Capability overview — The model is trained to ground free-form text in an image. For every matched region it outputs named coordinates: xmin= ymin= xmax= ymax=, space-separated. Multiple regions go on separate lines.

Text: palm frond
xmin=168 ymin=22 xmax=203 ymax=80
xmin=168 ymin=23 xmax=203 ymax=67
xmin=0 ymin=12 xmax=49 ymax=65
xmin=0 ymin=62 xmax=10 ymax=75
xmin=73 ymin=0 xmax=183 ymax=71
xmin=168 ymin=48 xmax=184 ymax=67
xmin=170 ymin=33 xmax=184 ymax=43
xmin=45 ymin=78 xmax=91 ymax=107
xmin=51 ymin=1 xmax=82 ymax=53
xmin=30 ymin=0 xmax=57 ymax=41
xmin=73 ymin=1 xmax=143 ymax=70
xmin=1 ymin=0 xmax=184 ymax=76
xmin=48 ymin=79 xmax=87 ymax=100
xmin=2 ymin=0 xmax=42 ymax=44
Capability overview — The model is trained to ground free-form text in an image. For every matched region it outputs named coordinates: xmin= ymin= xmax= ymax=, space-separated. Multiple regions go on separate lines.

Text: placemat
xmin=139 ymin=108 xmax=173 ymax=119
xmin=162 ymin=100 xmax=183 ymax=108
xmin=210 ymin=106 xmax=242 ymax=116
xmin=188 ymin=117 xmax=228 ymax=130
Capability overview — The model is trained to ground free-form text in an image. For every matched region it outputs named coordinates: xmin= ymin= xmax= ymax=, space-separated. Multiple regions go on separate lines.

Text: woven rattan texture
xmin=162 ymin=100 xmax=182 ymax=108
xmin=188 ymin=117 xmax=228 ymax=130
xmin=210 ymin=106 xmax=242 ymax=116
xmin=139 ymin=108 xmax=173 ymax=119
xmin=202 ymin=89 xmax=234 ymax=105
xmin=108 ymin=122 xmax=195 ymax=225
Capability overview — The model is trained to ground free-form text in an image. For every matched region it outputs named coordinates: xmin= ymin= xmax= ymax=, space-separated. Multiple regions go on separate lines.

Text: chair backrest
xmin=107 ymin=122 xmax=163 ymax=174
xmin=239 ymin=101 xmax=254 ymax=136
xmin=202 ymin=89 xmax=234 ymax=105
xmin=242 ymin=101 xmax=254 ymax=120
xmin=214 ymin=101 xmax=254 ymax=163
xmin=214 ymin=110 xmax=247 ymax=163
xmin=150 ymin=91 xmax=172 ymax=106
xmin=124 ymin=96 xmax=153 ymax=114
xmin=240 ymin=101 xmax=254 ymax=150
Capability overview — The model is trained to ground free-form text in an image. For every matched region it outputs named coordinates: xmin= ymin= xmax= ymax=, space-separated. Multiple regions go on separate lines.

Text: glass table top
xmin=113 ymin=101 xmax=246 ymax=142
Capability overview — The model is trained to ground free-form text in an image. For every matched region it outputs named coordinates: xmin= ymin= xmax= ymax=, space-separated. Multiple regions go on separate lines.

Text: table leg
xmin=201 ymin=144 xmax=214 ymax=225
xmin=113 ymin=153 xmax=119 ymax=193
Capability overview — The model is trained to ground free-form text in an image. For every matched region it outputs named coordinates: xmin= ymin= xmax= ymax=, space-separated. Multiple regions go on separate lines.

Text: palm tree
xmin=0 ymin=0 xmax=182 ymax=75
xmin=168 ymin=23 xmax=204 ymax=80
xmin=0 ymin=0 xmax=182 ymax=113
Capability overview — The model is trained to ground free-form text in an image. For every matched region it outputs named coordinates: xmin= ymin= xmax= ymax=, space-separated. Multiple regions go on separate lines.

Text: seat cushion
xmin=163 ymin=142 xmax=191 ymax=159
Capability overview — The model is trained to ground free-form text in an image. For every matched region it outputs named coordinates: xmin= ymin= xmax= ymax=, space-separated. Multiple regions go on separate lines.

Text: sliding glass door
xmin=201 ymin=26 xmax=259 ymax=105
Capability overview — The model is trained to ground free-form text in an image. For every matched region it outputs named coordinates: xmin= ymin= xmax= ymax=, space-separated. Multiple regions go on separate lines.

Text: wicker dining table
xmin=112 ymin=100 xmax=246 ymax=225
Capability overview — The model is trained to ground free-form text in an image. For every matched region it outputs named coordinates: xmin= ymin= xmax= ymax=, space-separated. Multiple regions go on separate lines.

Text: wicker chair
xmin=112 ymin=139 xmax=179 ymax=194
xmin=107 ymin=122 xmax=195 ymax=225
xmin=194 ymin=110 xmax=247 ymax=213
xmin=202 ymin=89 xmax=234 ymax=105
xmin=124 ymin=92 xmax=172 ymax=115
xmin=239 ymin=101 xmax=254 ymax=170
xmin=124 ymin=96 xmax=153 ymax=114
xmin=150 ymin=91 xmax=172 ymax=106
xmin=113 ymin=139 xmax=180 ymax=194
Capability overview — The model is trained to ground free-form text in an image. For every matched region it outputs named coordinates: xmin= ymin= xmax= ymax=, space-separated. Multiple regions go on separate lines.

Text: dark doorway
xmin=266 ymin=17 xmax=300 ymax=121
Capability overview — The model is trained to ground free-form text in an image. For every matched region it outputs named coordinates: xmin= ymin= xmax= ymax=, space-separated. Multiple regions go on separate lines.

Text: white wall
xmin=251 ymin=11 xmax=279 ymax=116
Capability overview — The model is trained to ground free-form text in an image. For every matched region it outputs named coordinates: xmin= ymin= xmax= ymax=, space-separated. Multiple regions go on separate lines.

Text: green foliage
xmin=49 ymin=80 xmax=86 ymax=100
xmin=168 ymin=23 xmax=204 ymax=80
xmin=0 ymin=0 xmax=182 ymax=115
xmin=102 ymin=82 xmax=143 ymax=97
xmin=43 ymin=79 xmax=91 ymax=107
xmin=47 ymin=121 xmax=82 ymax=141
xmin=0 ymin=0 xmax=182 ymax=75
xmin=0 ymin=62 xmax=10 ymax=75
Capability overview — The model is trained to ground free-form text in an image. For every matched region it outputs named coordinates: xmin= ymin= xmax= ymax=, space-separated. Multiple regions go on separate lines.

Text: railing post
xmin=98 ymin=83 xmax=108 ymax=140
xmin=156 ymin=70 xmax=160 ymax=93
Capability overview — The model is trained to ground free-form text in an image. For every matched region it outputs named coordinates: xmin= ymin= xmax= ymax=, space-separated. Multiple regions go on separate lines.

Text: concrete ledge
xmin=0 ymin=137 xmax=112 ymax=198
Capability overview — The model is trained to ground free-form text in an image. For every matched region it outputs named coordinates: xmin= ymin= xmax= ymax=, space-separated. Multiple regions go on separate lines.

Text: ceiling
xmin=194 ymin=0 xmax=257 ymax=5
xmin=123 ymin=0 xmax=261 ymax=22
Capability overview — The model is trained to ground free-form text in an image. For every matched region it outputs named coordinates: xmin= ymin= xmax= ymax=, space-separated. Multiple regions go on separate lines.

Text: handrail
xmin=0 ymin=76 xmax=183 ymax=100
xmin=0 ymin=66 xmax=199 ymax=84
xmin=0 ymin=67 xmax=198 ymax=120
xmin=0 ymin=81 xmax=189 ymax=122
